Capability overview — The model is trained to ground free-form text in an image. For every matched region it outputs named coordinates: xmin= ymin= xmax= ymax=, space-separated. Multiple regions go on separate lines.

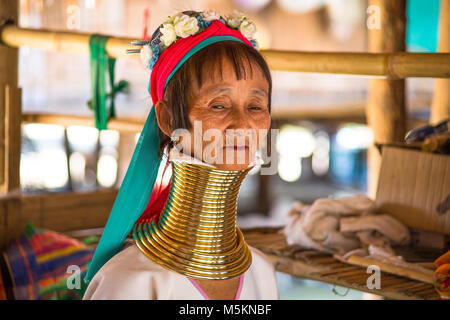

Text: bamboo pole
xmin=1 ymin=25 xmax=450 ymax=78
xmin=0 ymin=0 xmax=21 ymax=249
xmin=22 ymin=113 xmax=145 ymax=133
xmin=431 ymin=0 xmax=450 ymax=124
xmin=0 ymin=3 xmax=20 ymax=193
xmin=366 ymin=0 xmax=407 ymax=199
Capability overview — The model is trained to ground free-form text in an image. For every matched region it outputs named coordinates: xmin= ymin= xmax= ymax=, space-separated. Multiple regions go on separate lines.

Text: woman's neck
xmin=132 ymin=148 xmax=254 ymax=279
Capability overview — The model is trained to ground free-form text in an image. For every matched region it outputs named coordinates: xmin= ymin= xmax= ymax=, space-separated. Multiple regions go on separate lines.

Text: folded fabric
xmin=282 ymin=194 xmax=411 ymax=256
xmin=434 ymin=250 xmax=450 ymax=300
xmin=0 ymin=221 xmax=93 ymax=300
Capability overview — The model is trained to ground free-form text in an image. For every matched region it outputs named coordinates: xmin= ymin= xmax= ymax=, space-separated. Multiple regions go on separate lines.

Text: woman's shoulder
xmin=98 ymin=242 xmax=167 ymax=275
xmin=83 ymin=242 xmax=169 ymax=300
xmin=246 ymin=244 xmax=279 ymax=299
xmin=248 ymin=244 xmax=275 ymax=271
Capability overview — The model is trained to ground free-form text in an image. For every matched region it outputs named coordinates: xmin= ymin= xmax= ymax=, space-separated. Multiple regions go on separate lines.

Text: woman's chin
xmin=213 ymin=163 xmax=250 ymax=171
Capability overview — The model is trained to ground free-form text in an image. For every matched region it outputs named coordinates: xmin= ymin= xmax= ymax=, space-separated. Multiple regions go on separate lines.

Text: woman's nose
xmin=227 ymin=108 xmax=251 ymax=131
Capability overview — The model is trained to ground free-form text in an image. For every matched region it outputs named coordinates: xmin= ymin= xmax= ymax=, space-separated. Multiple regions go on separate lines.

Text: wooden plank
xmin=19 ymin=189 xmax=118 ymax=232
xmin=242 ymin=227 xmax=439 ymax=300
xmin=366 ymin=0 xmax=407 ymax=198
xmin=0 ymin=190 xmax=118 ymax=242
xmin=4 ymin=198 xmax=21 ymax=248
xmin=2 ymin=84 xmax=21 ymax=193
xmin=39 ymin=189 xmax=117 ymax=210
xmin=0 ymin=85 xmax=4 ymax=186
xmin=0 ymin=0 xmax=20 ymax=194
xmin=346 ymin=255 xmax=434 ymax=284
xmin=431 ymin=0 xmax=450 ymax=123
xmin=0 ymin=200 xmax=6 ymax=249
xmin=1 ymin=25 xmax=450 ymax=78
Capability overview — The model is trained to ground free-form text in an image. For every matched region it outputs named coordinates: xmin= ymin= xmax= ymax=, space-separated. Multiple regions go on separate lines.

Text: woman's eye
xmin=212 ymin=105 xmax=225 ymax=109
xmin=249 ymin=106 xmax=262 ymax=110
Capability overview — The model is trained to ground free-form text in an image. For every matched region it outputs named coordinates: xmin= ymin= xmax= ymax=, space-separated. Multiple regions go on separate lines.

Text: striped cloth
xmin=0 ymin=221 xmax=94 ymax=300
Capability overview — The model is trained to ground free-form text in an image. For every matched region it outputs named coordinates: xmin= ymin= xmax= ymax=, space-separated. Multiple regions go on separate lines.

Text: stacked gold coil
xmin=133 ymin=161 xmax=253 ymax=279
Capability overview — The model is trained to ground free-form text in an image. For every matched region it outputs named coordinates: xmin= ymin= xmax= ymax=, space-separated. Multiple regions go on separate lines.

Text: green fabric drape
xmin=88 ymin=34 xmax=128 ymax=130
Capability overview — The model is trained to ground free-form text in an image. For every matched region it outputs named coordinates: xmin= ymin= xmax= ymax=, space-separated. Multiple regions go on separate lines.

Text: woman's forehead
xmin=195 ymin=57 xmax=268 ymax=91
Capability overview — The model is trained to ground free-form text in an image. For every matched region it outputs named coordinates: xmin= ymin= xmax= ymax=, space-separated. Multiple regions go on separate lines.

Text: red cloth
xmin=150 ymin=19 xmax=253 ymax=105
xmin=136 ymin=159 xmax=172 ymax=224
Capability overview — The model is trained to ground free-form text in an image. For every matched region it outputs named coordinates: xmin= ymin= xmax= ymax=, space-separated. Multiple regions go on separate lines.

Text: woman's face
xmin=181 ymin=57 xmax=271 ymax=171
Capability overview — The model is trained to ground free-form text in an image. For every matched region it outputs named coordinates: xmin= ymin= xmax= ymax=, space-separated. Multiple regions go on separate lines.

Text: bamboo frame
xmin=22 ymin=113 xmax=145 ymax=133
xmin=431 ymin=0 xmax=450 ymax=123
xmin=0 ymin=189 xmax=117 ymax=249
xmin=1 ymin=25 xmax=450 ymax=79
xmin=366 ymin=0 xmax=407 ymax=198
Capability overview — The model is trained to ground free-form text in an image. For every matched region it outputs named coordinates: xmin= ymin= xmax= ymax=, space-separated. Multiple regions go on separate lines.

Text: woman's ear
xmin=154 ymin=99 xmax=172 ymax=137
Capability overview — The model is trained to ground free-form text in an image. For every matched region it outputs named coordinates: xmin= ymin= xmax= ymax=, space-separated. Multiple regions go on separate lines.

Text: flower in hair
xmin=160 ymin=23 xmax=177 ymax=46
xmin=201 ymin=9 xmax=221 ymax=22
xmin=132 ymin=10 xmax=260 ymax=70
xmin=225 ymin=10 xmax=246 ymax=28
xmin=139 ymin=44 xmax=153 ymax=69
xmin=239 ymin=19 xmax=257 ymax=40
xmin=173 ymin=14 xmax=200 ymax=38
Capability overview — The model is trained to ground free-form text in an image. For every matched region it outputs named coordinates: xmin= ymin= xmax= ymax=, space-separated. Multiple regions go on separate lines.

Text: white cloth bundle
xmin=282 ymin=194 xmax=411 ymax=258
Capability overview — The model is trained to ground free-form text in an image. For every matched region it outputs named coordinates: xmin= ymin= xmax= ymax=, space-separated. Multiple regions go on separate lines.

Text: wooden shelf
xmin=241 ymin=226 xmax=440 ymax=300
xmin=64 ymin=224 xmax=440 ymax=300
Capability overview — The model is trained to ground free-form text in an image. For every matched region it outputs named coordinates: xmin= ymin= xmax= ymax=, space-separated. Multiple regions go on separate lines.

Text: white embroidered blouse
xmin=82 ymin=242 xmax=279 ymax=300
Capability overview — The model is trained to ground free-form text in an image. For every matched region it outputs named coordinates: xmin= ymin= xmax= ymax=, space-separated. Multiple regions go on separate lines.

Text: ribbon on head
xmin=84 ymin=19 xmax=254 ymax=283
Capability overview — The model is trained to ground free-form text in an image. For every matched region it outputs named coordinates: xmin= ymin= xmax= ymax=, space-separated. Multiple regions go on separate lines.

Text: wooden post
xmin=0 ymin=1 xmax=20 ymax=194
xmin=0 ymin=0 xmax=21 ymax=249
xmin=431 ymin=0 xmax=450 ymax=124
xmin=366 ymin=0 xmax=407 ymax=199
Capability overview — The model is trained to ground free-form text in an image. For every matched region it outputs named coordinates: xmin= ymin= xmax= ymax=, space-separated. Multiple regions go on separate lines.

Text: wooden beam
xmin=0 ymin=1 xmax=20 ymax=194
xmin=22 ymin=113 xmax=145 ymax=133
xmin=1 ymin=25 xmax=450 ymax=78
xmin=366 ymin=0 xmax=407 ymax=199
xmin=431 ymin=0 xmax=450 ymax=124
xmin=0 ymin=189 xmax=117 ymax=249
xmin=0 ymin=0 xmax=20 ymax=249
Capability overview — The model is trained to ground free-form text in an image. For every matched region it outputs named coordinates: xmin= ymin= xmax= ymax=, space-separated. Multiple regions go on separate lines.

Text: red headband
xmin=149 ymin=19 xmax=254 ymax=106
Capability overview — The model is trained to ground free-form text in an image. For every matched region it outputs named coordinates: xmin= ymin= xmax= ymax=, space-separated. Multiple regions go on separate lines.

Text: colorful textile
xmin=434 ymin=250 xmax=450 ymax=300
xmin=0 ymin=221 xmax=93 ymax=300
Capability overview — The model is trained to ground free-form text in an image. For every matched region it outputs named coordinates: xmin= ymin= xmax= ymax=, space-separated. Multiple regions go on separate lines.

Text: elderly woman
xmin=83 ymin=10 xmax=279 ymax=300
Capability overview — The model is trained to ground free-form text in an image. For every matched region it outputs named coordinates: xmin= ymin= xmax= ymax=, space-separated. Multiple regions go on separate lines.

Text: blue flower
xmin=196 ymin=15 xmax=211 ymax=29
xmin=149 ymin=52 xmax=160 ymax=69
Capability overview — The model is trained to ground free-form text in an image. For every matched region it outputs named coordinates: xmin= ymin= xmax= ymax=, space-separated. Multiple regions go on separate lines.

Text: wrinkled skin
xmin=155 ymin=56 xmax=271 ymax=171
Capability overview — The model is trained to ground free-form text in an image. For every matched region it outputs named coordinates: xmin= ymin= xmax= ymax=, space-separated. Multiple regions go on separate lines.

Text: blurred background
xmin=17 ymin=0 xmax=441 ymax=299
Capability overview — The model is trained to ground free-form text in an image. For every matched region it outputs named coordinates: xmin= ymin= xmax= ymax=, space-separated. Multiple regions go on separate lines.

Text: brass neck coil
xmin=133 ymin=161 xmax=253 ymax=279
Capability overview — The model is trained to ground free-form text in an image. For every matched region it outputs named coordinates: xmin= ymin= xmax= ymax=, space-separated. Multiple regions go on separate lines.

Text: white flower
xmin=160 ymin=23 xmax=177 ymax=47
xmin=140 ymin=45 xmax=153 ymax=68
xmin=163 ymin=12 xmax=182 ymax=24
xmin=201 ymin=9 xmax=221 ymax=22
xmin=239 ymin=19 xmax=257 ymax=40
xmin=173 ymin=14 xmax=200 ymax=38
xmin=226 ymin=10 xmax=246 ymax=28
